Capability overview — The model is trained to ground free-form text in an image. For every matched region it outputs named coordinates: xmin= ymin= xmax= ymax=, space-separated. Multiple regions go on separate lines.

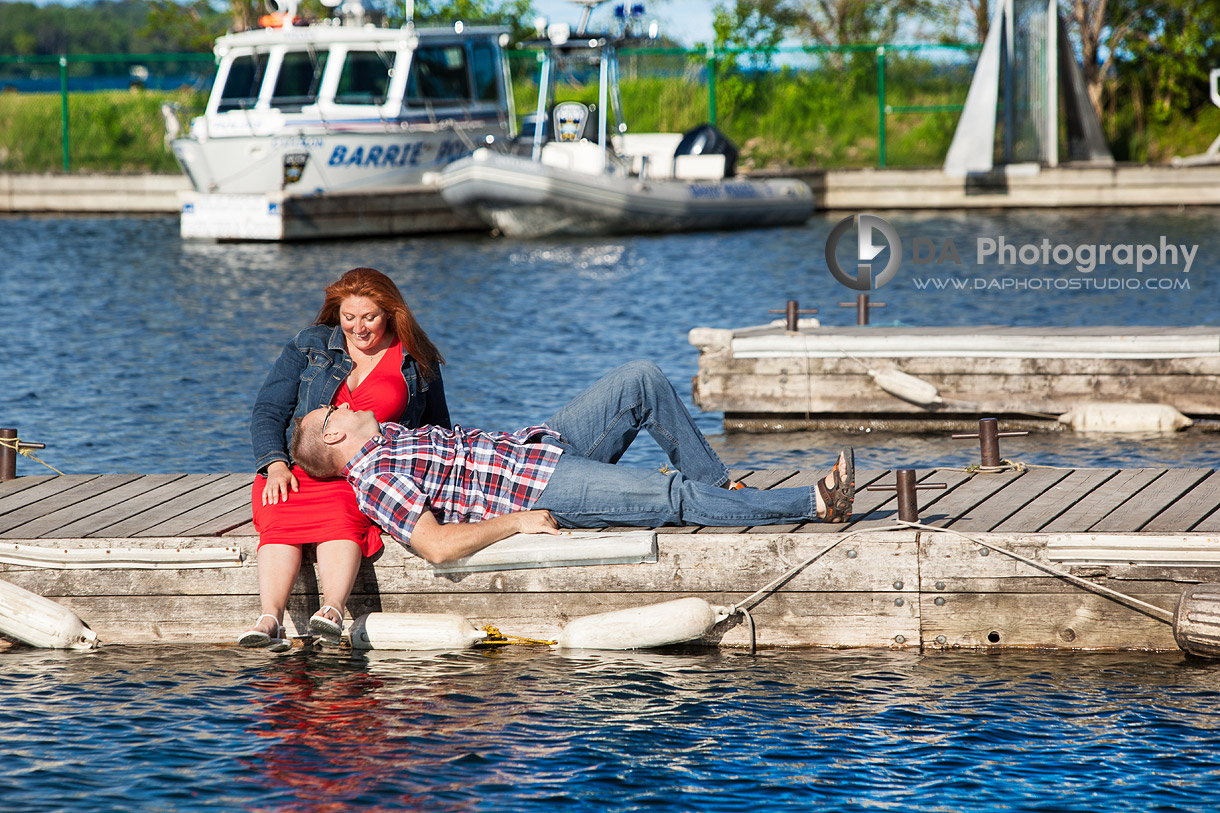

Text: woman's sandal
xmin=239 ymin=614 xmax=291 ymax=652
xmin=816 ymin=447 xmax=855 ymax=523
xmin=309 ymin=605 xmax=344 ymax=639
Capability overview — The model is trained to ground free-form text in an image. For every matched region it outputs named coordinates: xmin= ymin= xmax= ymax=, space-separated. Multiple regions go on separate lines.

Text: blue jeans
xmin=543 ymin=360 xmax=730 ymax=486
xmin=533 ymin=361 xmax=819 ymax=527
xmin=533 ymin=451 xmax=818 ymax=528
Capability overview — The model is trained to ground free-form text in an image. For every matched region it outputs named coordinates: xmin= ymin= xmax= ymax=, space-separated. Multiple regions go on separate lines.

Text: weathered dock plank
xmin=1189 ymin=507 xmax=1220 ymax=534
xmin=0 ymin=475 xmax=100 ymax=522
xmin=990 ymin=468 xmax=1118 ymax=532
xmin=1039 ymin=470 xmax=1166 ymax=532
xmin=920 ymin=469 xmax=1026 ymax=528
xmin=919 ymin=592 xmax=1178 ymax=651
xmin=7 ymin=474 xmax=192 ymax=539
xmin=1141 ymin=471 xmax=1220 ymax=533
xmin=944 ymin=467 xmax=1073 ymax=532
xmin=0 ymin=475 xmax=140 ymax=536
xmin=1089 ymin=468 xmax=1215 ymax=533
xmin=0 ymin=468 xmax=1215 ymax=651
xmin=130 ymin=474 xmax=254 ymax=537
xmin=690 ymin=324 xmax=1220 ymax=430
xmin=41 ymin=474 xmax=221 ymax=539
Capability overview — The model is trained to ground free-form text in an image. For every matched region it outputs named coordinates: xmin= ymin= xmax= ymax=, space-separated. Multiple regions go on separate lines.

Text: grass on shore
xmin=1 ymin=59 xmax=1210 ymax=173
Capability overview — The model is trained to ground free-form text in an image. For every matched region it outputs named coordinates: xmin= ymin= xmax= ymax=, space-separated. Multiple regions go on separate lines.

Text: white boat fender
xmin=868 ymin=368 xmax=943 ymax=407
xmin=348 ymin=612 xmax=488 ymax=651
xmin=0 ymin=578 xmax=98 ymax=650
xmin=557 ymin=597 xmax=730 ymax=650
xmin=1057 ymin=402 xmax=1193 ymax=433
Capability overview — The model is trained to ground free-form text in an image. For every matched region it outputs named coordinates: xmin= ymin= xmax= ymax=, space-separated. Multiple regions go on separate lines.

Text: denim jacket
xmin=250 ymin=324 xmax=451 ymax=474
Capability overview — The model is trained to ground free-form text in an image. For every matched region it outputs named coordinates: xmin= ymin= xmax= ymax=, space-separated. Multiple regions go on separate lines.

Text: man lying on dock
xmin=288 ymin=360 xmax=855 ymax=565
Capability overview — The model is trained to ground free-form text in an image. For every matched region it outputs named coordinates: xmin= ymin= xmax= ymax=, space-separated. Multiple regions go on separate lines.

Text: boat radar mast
xmin=568 ymin=0 xmax=606 ymax=36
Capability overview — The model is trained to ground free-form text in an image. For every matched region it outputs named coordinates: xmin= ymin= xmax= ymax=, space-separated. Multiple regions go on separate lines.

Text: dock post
xmin=768 ymin=300 xmax=818 ymax=332
xmin=867 ymin=469 xmax=948 ymax=522
xmin=837 ymin=293 xmax=886 ymax=325
xmin=895 ymin=469 xmax=918 ymax=521
xmin=952 ymin=418 xmax=1029 ymax=469
xmin=0 ymin=428 xmax=46 ymax=481
xmin=1 ymin=428 xmax=17 ymax=481
xmin=979 ymin=418 xmax=1000 ymax=467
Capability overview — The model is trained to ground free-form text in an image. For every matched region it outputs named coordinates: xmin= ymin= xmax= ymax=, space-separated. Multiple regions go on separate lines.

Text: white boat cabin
xmin=172 ymin=9 xmax=516 ymax=195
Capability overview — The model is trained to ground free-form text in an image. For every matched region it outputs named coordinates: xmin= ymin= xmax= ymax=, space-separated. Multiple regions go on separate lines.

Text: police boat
xmin=435 ymin=1 xmax=815 ymax=238
xmin=167 ymin=0 xmax=517 ymax=239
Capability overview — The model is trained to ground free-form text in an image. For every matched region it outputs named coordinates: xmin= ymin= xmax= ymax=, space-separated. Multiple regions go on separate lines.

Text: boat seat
xmin=674 ymin=153 xmax=727 ymax=180
xmin=540 ymin=141 xmax=608 ymax=175
xmin=617 ymin=132 xmax=683 ymax=179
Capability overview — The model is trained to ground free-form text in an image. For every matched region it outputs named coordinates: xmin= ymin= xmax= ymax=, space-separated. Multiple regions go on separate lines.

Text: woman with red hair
xmin=239 ymin=267 xmax=450 ymax=650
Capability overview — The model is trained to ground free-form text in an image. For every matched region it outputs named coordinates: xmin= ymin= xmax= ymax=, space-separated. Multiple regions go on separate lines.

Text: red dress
xmin=251 ymin=340 xmax=409 ymax=556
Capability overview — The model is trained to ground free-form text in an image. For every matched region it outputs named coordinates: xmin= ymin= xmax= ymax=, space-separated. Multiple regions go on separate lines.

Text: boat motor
xmin=675 ymin=124 xmax=739 ymax=176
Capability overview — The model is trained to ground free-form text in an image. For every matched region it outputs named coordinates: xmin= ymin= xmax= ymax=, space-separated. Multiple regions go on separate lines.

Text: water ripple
xmin=1 ymin=213 xmax=1217 ymax=474
xmin=3 ymin=646 xmax=1219 ymax=811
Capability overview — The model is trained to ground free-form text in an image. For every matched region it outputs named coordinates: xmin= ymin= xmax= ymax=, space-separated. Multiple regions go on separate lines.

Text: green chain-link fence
xmin=0 ymin=43 xmax=978 ymax=174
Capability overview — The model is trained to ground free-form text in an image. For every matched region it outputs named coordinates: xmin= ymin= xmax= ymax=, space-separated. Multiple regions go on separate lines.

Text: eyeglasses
xmin=320 ymin=404 xmax=339 ymax=435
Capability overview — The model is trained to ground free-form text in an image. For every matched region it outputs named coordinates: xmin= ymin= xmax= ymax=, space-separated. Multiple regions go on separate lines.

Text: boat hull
xmin=173 ymin=127 xmax=500 ymax=196
xmin=438 ymin=151 xmax=815 ymax=237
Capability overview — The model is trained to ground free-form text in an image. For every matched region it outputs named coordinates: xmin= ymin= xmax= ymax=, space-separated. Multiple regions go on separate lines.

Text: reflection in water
xmin=1 ymin=645 xmax=1220 ymax=810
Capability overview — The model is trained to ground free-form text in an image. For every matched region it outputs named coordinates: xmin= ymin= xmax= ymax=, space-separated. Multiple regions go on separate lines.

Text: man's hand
xmin=514 ymin=509 xmax=560 ymax=536
xmin=410 ymin=509 xmax=560 ymax=564
xmin=262 ymin=460 xmax=299 ymax=505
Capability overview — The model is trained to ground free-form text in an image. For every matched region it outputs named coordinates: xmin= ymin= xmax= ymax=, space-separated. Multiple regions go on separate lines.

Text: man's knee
xmin=617 ymin=359 xmax=665 ymax=389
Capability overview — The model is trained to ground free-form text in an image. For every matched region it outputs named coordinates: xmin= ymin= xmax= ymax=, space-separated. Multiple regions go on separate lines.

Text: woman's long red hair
xmin=314 ymin=267 xmax=444 ymax=379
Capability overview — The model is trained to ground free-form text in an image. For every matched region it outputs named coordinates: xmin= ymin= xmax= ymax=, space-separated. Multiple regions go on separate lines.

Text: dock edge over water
xmin=1 ymin=468 xmax=1217 ymax=651
xmin=7 ymin=164 xmax=1220 ymax=215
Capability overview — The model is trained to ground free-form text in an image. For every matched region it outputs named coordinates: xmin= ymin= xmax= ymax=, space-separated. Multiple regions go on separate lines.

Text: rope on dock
xmin=897 ymin=520 xmax=1176 ymax=625
xmin=725 ymin=518 xmax=1176 ymax=652
xmin=943 ymin=458 xmax=1076 ymax=475
xmin=0 ymin=436 xmax=63 ymax=476
xmin=728 ymin=523 xmax=909 ymax=653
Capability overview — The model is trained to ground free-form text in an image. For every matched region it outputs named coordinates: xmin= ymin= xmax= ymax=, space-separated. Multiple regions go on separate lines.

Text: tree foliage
xmin=713 ymin=0 xmax=933 ymax=50
xmin=0 ymin=0 xmax=542 ymax=54
xmin=1105 ymin=0 xmax=1220 ymax=119
xmin=0 ymin=0 xmax=224 ymax=55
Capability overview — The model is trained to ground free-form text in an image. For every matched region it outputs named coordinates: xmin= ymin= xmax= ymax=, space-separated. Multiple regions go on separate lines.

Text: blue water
xmin=0 ymin=210 xmax=1217 ymax=476
xmin=1 ymin=645 xmax=1219 ymax=811
xmin=1 ymin=211 xmax=1219 ymax=810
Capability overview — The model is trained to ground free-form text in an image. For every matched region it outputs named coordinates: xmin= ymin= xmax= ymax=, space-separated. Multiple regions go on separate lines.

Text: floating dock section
xmin=689 ymin=324 xmax=1220 ymax=432
xmin=1 ymin=468 xmax=1218 ymax=652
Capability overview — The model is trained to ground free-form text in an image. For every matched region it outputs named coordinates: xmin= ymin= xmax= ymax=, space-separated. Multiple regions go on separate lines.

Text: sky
xmin=529 ymin=0 xmax=717 ymax=46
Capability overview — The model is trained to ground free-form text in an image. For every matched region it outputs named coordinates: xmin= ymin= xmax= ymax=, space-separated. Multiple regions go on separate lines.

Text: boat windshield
xmin=406 ymin=39 xmax=502 ymax=105
xmin=335 ymin=49 xmax=393 ymax=106
xmin=270 ymin=49 xmax=327 ymax=112
xmin=217 ymin=52 xmax=268 ymax=112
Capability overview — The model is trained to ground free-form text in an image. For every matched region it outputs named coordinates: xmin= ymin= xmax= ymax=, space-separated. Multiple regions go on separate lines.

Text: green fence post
xmin=59 ymin=55 xmax=70 ymax=172
xmin=706 ymin=45 xmax=716 ymax=125
xmin=876 ymin=46 xmax=886 ymax=168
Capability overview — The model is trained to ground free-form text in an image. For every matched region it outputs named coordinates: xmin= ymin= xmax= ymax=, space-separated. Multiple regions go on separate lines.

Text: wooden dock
xmin=689 ymin=324 xmax=1220 ymax=432
xmin=1 ymin=466 xmax=1218 ymax=652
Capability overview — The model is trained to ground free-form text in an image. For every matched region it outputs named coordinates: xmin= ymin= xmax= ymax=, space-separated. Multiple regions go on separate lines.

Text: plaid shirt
xmin=344 ymin=422 xmax=564 ymax=547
